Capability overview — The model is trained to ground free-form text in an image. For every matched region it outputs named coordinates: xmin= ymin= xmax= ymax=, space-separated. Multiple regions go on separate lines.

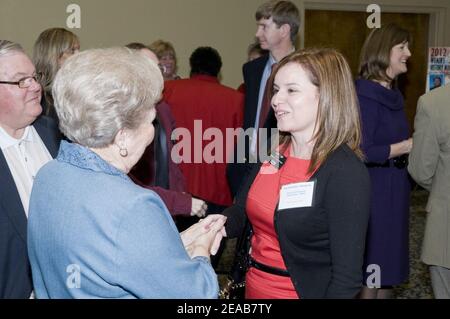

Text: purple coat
xmin=356 ymin=79 xmax=411 ymax=286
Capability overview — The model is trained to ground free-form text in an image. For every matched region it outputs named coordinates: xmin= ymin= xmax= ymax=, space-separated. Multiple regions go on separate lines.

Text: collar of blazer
xmin=0 ymin=115 xmax=60 ymax=242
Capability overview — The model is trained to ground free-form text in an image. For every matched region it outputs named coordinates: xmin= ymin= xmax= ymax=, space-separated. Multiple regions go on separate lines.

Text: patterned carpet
xmin=216 ymin=188 xmax=434 ymax=299
xmin=394 ymin=188 xmax=433 ymax=299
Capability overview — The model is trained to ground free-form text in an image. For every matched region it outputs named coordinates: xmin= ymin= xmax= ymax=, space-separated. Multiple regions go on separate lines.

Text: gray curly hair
xmin=52 ymin=47 xmax=163 ymax=148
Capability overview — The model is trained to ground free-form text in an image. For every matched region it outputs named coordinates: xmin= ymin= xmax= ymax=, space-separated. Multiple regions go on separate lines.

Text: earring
xmin=119 ymin=146 xmax=128 ymax=157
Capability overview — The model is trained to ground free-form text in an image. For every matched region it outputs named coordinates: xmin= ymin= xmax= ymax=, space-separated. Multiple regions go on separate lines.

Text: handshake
xmin=180 ymin=214 xmax=227 ymax=259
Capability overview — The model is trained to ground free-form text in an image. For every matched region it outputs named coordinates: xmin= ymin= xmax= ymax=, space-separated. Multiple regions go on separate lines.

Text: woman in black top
xmin=222 ymin=48 xmax=370 ymax=299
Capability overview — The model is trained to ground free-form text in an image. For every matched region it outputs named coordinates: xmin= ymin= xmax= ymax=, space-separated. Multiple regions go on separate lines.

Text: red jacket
xmin=163 ymin=75 xmax=244 ymax=206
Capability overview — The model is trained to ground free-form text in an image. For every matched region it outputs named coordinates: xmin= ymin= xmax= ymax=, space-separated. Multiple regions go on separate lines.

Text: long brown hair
xmin=271 ymin=48 xmax=363 ymax=174
xmin=358 ymin=23 xmax=411 ymax=83
xmin=33 ymin=28 xmax=80 ymax=115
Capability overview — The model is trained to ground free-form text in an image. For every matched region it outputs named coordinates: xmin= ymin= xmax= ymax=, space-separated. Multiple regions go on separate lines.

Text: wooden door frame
xmin=299 ymin=1 xmax=446 ymax=49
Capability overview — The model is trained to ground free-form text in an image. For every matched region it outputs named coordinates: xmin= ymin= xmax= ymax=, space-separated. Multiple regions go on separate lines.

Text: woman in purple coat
xmin=356 ymin=23 xmax=413 ymax=299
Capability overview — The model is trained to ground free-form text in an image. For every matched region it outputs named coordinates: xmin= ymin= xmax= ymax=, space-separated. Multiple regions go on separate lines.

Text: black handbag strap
xmin=229 ymin=218 xmax=252 ymax=281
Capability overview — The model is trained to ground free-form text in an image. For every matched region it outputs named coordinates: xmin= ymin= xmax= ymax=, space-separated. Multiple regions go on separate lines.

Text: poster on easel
xmin=426 ymin=47 xmax=450 ymax=92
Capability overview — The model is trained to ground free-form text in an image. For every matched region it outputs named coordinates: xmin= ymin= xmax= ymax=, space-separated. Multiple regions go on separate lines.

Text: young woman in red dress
xmin=222 ymin=48 xmax=371 ymax=299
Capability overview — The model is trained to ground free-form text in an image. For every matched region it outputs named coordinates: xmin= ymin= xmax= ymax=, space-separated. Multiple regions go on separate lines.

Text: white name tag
xmin=278 ymin=181 xmax=315 ymax=210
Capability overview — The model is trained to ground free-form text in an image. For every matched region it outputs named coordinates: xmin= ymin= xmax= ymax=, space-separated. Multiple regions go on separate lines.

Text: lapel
xmin=248 ymin=54 xmax=269 ymax=101
xmin=243 ymin=55 xmax=269 ymax=130
xmin=0 ymin=116 xmax=60 ymax=243
xmin=0 ymin=151 xmax=28 ymax=242
xmin=33 ymin=116 xmax=60 ymax=157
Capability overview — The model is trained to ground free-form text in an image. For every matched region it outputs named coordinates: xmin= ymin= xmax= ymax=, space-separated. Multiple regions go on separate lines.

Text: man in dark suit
xmin=0 ymin=40 xmax=60 ymax=298
xmin=227 ymin=0 xmax=300 ymax=197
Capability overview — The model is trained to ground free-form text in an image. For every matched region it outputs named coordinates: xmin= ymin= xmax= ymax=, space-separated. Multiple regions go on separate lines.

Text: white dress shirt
xmin=0 ymin=125 xmax=52 ymax=217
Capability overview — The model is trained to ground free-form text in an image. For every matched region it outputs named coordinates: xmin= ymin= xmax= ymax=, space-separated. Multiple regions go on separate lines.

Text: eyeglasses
xmin=0 ymin=73 xmax=41 ymax=89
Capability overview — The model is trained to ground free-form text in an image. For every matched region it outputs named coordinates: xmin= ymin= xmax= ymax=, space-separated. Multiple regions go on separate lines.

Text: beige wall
xmin=1 ymin=0 xmax=449 ymax=88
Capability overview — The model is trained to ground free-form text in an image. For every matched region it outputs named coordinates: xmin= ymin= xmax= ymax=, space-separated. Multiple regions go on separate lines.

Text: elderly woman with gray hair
xmin=27 ymin=47 xmax=226 ymax=299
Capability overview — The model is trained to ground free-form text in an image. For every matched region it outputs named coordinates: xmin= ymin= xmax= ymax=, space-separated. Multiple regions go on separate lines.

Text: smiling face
xmin=159 ymin=53 xmax=176 ymax=79
xmin=386 ymin=41 xmax=411 ymax=79
xmin=272 ymin=62 xmax=319 ymax=141
xmin=0 ymin=52 xmax=42 ymax=137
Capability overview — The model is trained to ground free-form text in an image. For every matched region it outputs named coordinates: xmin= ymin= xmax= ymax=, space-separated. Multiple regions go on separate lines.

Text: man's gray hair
xmin=0 ymin=40 xmax=24 ymax=58
xmin=52 ymin=47 xmax=163 ymax=148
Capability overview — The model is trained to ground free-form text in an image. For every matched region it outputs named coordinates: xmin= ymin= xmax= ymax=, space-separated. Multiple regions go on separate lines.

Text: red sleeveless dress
xmin=245 ymin=148 xmax=312 ymax=299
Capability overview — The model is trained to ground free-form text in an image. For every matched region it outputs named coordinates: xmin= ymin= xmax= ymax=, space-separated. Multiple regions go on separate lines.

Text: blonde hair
xmin=272 ymin=48 xmax=363 ymax=173
xmin=52 ymin=47 xmax=163 ymax=148
xmin=148 ymin=40 xmax=176 ymax=61
xmin=33 ymin=28 xmax=80 ymax=115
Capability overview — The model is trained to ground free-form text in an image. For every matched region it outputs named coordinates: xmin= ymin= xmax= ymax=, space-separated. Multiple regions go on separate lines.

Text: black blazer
xmin=226 ymin=54 xmax=278 ymax=197
xmin=0 ymin=116 xmax=60 ymax=298
xmin=223 ymin=145 xmax=371 ymax=298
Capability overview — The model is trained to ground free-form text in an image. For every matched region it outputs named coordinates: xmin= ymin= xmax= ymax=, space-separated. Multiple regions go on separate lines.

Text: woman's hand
xmin=181 ymin=214 xmax=227 ymax=258
xmin=190 ymin=198 xmax=207 ymax=218
xmin=390 ymin=138 xmax=413 ymax=158
xmin=210 ymin=225 xmax=227 ymax=255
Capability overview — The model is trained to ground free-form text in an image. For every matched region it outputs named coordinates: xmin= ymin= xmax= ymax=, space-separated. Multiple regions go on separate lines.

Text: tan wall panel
xmin=0 ymin=0 xmax=449 ymax=88
xmin=0 ymin=0 xmax=272 ymax=88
